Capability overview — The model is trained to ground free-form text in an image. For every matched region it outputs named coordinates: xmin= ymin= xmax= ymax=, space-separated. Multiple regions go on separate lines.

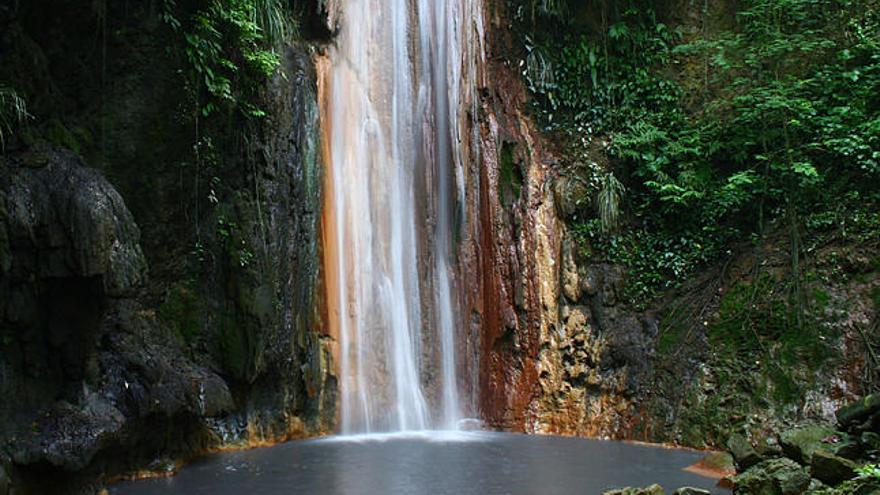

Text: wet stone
xmin=778 ymin=425 xmax=838 ymax=465
xmin=673 ymin=488 xmax=710 ymax=495
xmin=731 ymin=458 xmax=811 ymax=495
xmin=727 ymin=433 xmax=761 ymax=470
xmin=810 ymin=449 xmax=858 ymax=486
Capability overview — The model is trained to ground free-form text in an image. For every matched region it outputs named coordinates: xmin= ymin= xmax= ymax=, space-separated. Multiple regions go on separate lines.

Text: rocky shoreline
xmin=609 ymin=394 xmax=880 ymax=494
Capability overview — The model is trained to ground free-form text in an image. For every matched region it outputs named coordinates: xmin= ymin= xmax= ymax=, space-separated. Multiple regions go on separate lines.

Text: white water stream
xmin=320 ymin=0 xmax=483 ymax=433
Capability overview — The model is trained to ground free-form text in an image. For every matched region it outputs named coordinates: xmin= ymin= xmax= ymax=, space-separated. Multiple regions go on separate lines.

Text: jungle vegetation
xmin=513 ymin=0 xmax=880 ymax=306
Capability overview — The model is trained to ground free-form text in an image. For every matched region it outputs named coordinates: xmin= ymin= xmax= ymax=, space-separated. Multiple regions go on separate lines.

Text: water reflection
xmin=111 ymin=432 xmax=729 ymax=495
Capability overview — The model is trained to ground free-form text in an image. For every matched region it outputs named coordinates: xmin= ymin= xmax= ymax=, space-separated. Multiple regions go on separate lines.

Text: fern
xmin=539 ymin=0 xmax=568 ymax=17
xmin=0 ymin=86 xmax=30 ymax=150
xmin=857 ymin=463 xmax=880 ymax=480
xmin=525 ymin=46 xmax=554 ymax=92
xmin=251 ymin=0 xmax=290 ymax=45
xmin=163 ymin=0 xmax=291 ymax=119
xmin=597 ymin=172 xmax=625 ymax=233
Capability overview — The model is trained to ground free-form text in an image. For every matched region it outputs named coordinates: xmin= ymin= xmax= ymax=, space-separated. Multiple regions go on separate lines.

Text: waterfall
xmin=319 ymin=0 xmax=483 ymax=433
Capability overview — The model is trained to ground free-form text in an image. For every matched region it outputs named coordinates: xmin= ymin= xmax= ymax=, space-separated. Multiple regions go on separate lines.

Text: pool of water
xmin=110 ymin=431 xmax=728 ymax=495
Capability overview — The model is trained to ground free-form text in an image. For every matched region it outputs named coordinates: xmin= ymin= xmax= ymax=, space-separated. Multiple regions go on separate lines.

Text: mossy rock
xmin=779 ymin=425 xmax=839 ymax=465
xmin=697 ymin=451 xmax=736 ymax=476
xmin=498 ymin=142 xmax=524 ymax=208
xmin=755 ymin=436 xmax=785 ymax=458
xmin=810 ymin=450 xmax=857 ymax=486
xmin=837 ymin=394 xmax=880 ymax=428
xmin=731 ymin=458 xmax=810 ymax=495
xmin=819 ymin=478 xmax=880 ymax=495
xmin=603 ymin=484 xmax=665 ymax=495
xmin=158 ymin=284 xmax=202 ymax=345
xmin=673 ymin=488 xmax=709 ymax=495
xmin=728 ymin=433 xmax=762 ymax=470
xmin=43 ymin=119 xmax=92 ymax=155
xmin=830 ymin=435 xmax=863 ymax=461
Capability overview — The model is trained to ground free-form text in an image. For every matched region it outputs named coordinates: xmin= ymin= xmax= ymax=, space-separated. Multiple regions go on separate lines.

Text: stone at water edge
xmin=602 ymin=484 xmax=665 ymax=495
xmin=836 ymin=394 xmax=880 ymax=428
xmin=778 ymin=425 xmax=839 ymax=465
xmin=673 ymin=487 xmax=710 ymax=495
xmin=731 ymin=457 xmax=811 ymax=495
xmin=727 ymin=433 xmax=762 ymax=470
xmin=810 ymin=450 xmax=858 ymax=486
xmin=688 ymin=451 xmax=736 ymax=477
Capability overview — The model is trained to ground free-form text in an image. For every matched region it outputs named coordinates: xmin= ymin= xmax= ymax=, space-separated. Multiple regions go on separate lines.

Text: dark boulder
xmin=731 ymin=458 xmax=811 ymax=495
xmin=778 ymin=426 xmax=838 ymax=465
xmin=0 ymin=149 xmax=234 ymax=491
xmin=836 ymin=394 xmax=880 ymax=429
xmin=809 ymin=450 xmax=858 ymax=486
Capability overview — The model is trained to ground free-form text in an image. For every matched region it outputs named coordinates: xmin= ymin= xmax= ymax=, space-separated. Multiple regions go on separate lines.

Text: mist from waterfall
xmin=320 ymin=0 xmax=483 ymax=433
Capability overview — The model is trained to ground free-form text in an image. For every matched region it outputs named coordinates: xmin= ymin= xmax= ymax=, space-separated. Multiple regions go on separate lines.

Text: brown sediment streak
xmin=469 ymin=11 xmax=556 ymax=427
xmin=477 ymin=124 xmax=506 ymax=426
xmin=315 ymin=53 xmax=340 ymax=384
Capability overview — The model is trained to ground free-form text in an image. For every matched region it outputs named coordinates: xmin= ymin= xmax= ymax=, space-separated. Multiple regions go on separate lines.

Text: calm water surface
xmin=111 ymin=431 xmax=728 ymax=495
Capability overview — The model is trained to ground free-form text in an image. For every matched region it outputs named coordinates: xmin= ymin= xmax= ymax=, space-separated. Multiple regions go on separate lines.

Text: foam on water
xmin=314 ymin=429 xmax=495 ymax=445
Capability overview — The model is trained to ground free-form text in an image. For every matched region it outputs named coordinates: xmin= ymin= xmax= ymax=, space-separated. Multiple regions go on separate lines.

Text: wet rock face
xmin=459 ymin=41 xmax=560 ymax=429
xmin=0 ymin=150 xmax=147 ymax=296
xmin=463 ymin=1 xmax=659 ymax=436
xmin=0 ymin=18 xmax=333 ymax=489
xmin=531 ymin=259 xmax=659 ymax=437
xmin=0 ymin=149 xmax=236 ymax=490
xmin=228 ymin=45 xmax=336 ymax=441
xmin=0 ymin=149 xmax=148 ymax=428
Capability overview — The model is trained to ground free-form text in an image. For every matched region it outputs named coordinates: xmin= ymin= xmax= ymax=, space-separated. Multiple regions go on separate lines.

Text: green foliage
xmin=573 ymin=220 xmax=726 ymax=307
xmin=499 ymin=142 xmax=524 ymax=206
xmin=162 ymin=0 xmax=290 ymax=119
xmin=0 ymin=86 xmax=30 ymax=150
xmin=649 ymin=272 xmax=842 ymax=445
xmin=709 ymin=274 xmax=835 ymax=402
xmin=250 ymin=0 xmax=290 ymax=44
xmin=44 ymin=119 xmax=91 ymax=155
xmin=514 ymin=0 xmax=880 ymax=305
xmin=857 ymin=463 xmax=880 ymax=480
xmin=597 ymin=172 xmax=625 ymax=233
xmin=159 ymin=283 xmax=202 ymax=345
xmin=208 ymin=176 xmax=255 ymax=268
xmin=520 ymin=3 xmax=680 ymax=134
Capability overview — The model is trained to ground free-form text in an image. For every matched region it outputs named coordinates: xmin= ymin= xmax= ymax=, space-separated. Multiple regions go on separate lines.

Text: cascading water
xmin=319 ymin=0 xmax=483 ymax=433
